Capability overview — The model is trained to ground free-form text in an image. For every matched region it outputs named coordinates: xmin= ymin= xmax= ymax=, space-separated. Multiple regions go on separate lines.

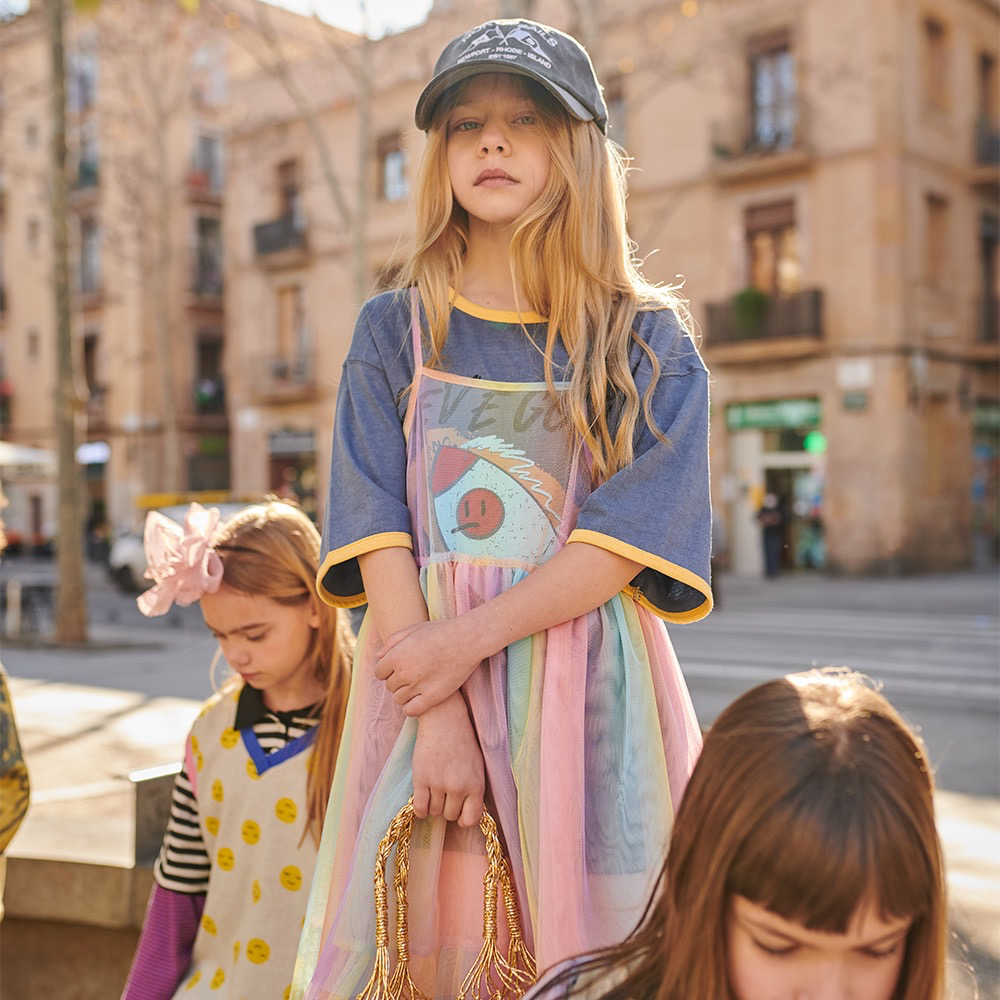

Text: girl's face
xmin=200 ymin=585 xmax=323 ymax=712
xmin=445 ymin=73 xmax=552 ymax=232
xmin=727 ymin=895 xmax=912 ymax=1000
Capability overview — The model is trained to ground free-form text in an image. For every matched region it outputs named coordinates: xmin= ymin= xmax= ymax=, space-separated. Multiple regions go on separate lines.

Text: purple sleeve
xmin=120 ymin=882 xmax=205 ymax=999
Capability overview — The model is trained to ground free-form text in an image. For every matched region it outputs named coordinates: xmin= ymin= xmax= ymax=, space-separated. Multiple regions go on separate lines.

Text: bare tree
xmin=47 ymin=0 xmax=88 ymax=643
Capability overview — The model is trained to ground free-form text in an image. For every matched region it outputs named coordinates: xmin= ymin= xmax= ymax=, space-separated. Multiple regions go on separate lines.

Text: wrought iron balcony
xmin=710 ymin=106 xmax=809 ymax=163
xmin=250 ymin=352 xmax=317 ymax=400
xmin=975 ymin=117 xmax=1000 ymax=167
xmin=253 ymin=212 xmax=306 ymax=256
xmin=194 ymin=376 xmax=226 ymax=413
xmin=977 ymin=294 xmax=999 ymax=344
xmin=705 ymin=288 xmax=824 ymax=346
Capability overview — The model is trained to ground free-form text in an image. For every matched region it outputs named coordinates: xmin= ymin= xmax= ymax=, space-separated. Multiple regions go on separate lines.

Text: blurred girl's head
xmin=662 ymin=669 xmax=945 ymax=1000
xmin=209 ymin=500 xmax=353 ymax=845
xmin=539 ymin=669 xmax=945 ymax=1000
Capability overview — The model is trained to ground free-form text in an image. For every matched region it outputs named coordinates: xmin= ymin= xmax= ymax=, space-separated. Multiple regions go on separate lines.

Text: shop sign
xmin=268 ymin=428 xmax=316 ymax=456
xmin=726 ymin=398 xmax=821 ymax=431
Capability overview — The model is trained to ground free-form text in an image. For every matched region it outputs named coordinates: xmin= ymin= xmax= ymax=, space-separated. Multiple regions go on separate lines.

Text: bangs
xmin=727 ymin=748 xmax=935 ymax=933
xmin=432 ymin=73 xmax=567 ymax=130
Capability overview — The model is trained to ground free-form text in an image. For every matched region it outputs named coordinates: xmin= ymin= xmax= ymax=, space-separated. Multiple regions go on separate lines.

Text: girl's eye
xmin=753 ymin=939 xmax=797 ymax=957
xmin=861 ymin=941 xmax=904 ymax=960
xmin=246 ymin=632 xmax=267 ymax=643
xmin=514 ymin=114 xmax=536 ymax=125
xmin=454 ymin=120 xmax=480 ymax=132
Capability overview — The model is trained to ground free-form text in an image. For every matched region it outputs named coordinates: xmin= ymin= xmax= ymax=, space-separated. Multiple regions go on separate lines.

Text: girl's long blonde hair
xmin=401 ymin=76 xmax=691 ymax=485
xmin=213 ymin=499 xmax=353 ymax=846
xmin=536 ymin=669 xmax=947 ymax=1000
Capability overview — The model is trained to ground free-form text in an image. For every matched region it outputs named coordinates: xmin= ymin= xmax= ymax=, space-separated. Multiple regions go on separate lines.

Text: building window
xmin=68 ymin=47 xmax=98 ymax=114
xmin=976 ymin=52 xmax=999 ymax=165
xmin=921 ymin=17 xmax=949 ymax=111
xmin=82 ymin=330 xmax=99 ymax=390
xmin=76 ymin=121 xmax=99 ymax=188
xmin=193 ymin=216 xmax=223 ymax=296
xmin=277 ymin=284 xmax=308 ymax=361
xmin=192 ymin=132 xmax=223 ymax=191
xmin=27 ymin=326 xmax=40 ymax=363
xmin=745 ymin=200 xmax=800 ymax=295
xmin=277 ymin=159 xmax=302 ymax=223
xmin=748 ymin=31 xmax=797 ymax=151
xmin=195 ymin=331 xmax=225 ymax=412
xmin=191 ymin=44 xmax=227 ymax=107
xmin=377 ymin=133 xmax=409 ymax=202
xmin=80 ymin=217 xmax=101 ymax=294
xmin=978 ymin=214 xmax=999 ymax=344
xmin=924 ymin=193 xmax=950 ymax=287
xmin=604 ymin=77 xmax=628 ymax=148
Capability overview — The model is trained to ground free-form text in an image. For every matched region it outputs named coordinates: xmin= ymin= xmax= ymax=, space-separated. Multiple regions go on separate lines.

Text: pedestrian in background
xmin=293 ymin=17 xmax=712 ymax=999
xmin=756 ymin=491 xmax=786 ymax=578
xmin=527 ymin=668 xmax=947 ymax=1000
xmin=121 ymin=500 xmax=353 ymax=1000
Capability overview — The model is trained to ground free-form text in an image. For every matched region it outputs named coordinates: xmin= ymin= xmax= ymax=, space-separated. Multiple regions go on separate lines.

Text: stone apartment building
xmin=0 ymin=0 xmax=340 ymax=544
xmin=2 ymin=0 xmax=997 ymax=576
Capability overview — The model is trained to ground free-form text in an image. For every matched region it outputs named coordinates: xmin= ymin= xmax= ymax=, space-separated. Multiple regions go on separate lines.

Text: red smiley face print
xmin=455 ymin=487 xmax=506 ymax=539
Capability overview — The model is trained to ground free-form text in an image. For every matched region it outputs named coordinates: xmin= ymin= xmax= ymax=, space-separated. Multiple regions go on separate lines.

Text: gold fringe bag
xmin=357 ymin=797 xmax=537 ymax=1000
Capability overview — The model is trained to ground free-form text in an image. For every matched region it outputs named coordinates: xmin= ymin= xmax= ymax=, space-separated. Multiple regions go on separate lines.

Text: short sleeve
xmin=318 ymin=297 xmax=414 ymax=607
xmin=568 ymin=309 xmax=712 ymax=623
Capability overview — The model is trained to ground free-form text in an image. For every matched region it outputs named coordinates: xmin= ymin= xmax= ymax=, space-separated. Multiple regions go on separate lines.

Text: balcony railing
xmin=253 ymin=212 xmax=306 ymax=256
xmin=75 ymin=160 xmax=99 ymax=189
xmin=194 ymin=376 xmax=226 ymax=413
xmin=710 ymin=105 xmax=808 ymax=162
xmin=250 ymin=352 xmax=317 ymax=399
xmin=191 ymin=262 xmax=223 ymax=298
xmin=977 ymin=294 xmax=999 ymax=344
xmin=86 ymin=384 xmax=108 ymax=427
xmin=705 ymin=288 xmax=824 ymax=346
xmin=975 ymin=117 xmax=1000 ymax=167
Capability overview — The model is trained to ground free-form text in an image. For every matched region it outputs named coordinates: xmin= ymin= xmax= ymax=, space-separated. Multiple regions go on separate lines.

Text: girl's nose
xmin=479 ymin=122 xmax=508 ymax=155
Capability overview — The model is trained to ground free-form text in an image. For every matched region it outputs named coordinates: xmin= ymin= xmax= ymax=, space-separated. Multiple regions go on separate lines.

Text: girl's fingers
xmin=458 ymin=796 xmax=484 ymax=829
xmin=412 ymin=785 xmax=431 ymax=819
xmin=442 ymin=792 xmax=462 ymax=823
xmin=427 ymin=787 xmax=446 ymax=819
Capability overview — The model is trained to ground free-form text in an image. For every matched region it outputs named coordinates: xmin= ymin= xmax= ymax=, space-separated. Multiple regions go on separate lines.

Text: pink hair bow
xmin=136 ymin=503 xmax=225 ymax=617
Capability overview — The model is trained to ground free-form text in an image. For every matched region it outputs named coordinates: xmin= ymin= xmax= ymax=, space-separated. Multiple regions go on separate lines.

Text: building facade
xmin=2 ymin=0 xmax=997 ymax=575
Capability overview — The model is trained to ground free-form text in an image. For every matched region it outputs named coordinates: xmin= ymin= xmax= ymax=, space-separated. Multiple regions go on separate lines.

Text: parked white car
xmin=108 ymin=503 xmax=249 ymax=592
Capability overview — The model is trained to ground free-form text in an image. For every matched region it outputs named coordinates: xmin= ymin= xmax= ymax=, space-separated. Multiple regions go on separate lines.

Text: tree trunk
xmin=47 ymin=0 xmax=88 ymax=643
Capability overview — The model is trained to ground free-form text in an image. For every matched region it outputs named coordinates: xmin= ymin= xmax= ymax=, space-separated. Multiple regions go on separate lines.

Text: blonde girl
xmin=294 ymin=18 xmax=712 ymax=999
xmin=528 ymin=669 xmax=948 ymax=1000
xmin=122 ymin=500 xmax=352 ymax=1000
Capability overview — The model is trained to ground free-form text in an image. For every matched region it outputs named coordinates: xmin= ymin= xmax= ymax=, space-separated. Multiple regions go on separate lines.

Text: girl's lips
xmin=475 ymin=169 xmax=515 ymax=186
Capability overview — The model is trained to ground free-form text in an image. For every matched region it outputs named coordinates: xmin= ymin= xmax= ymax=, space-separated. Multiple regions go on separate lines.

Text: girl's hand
xmin=412 ymin=693 xmax=485 ymax=828
xmin=375 ymin=618 xmax=483 ymax=716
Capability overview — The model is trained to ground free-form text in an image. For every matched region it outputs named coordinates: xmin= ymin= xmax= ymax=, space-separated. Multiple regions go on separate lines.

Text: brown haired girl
xmin=121 ymin=500 xmax=352 ymax=999
xmin=528 ymin=669 xmax=947 ymax=1000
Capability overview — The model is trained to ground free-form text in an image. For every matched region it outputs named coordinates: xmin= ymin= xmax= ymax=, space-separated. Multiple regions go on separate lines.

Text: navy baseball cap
xmin=415 ymin=19 xmax=608 ymax=134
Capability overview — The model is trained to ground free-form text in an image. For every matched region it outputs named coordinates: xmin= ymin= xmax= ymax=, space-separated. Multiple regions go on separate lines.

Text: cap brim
xmin=414 ymin=61 xmax=595 ymax=131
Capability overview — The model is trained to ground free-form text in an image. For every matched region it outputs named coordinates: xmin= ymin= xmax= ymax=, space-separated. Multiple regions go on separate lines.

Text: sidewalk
xmin=1 ymin=563 xmax=998 ymax=997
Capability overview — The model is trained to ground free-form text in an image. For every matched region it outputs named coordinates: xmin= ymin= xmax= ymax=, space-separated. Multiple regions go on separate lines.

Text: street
xmin=2 ymin=558 xmax=998 ymax=997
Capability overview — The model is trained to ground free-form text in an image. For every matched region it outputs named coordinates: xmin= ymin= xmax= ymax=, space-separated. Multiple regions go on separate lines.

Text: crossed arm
xmin=358 ymin=543 xmax=641 ymax=827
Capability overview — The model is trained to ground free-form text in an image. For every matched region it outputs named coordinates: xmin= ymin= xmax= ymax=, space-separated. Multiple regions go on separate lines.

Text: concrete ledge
xmin=4 ymin=854 xmax=152 ymax=929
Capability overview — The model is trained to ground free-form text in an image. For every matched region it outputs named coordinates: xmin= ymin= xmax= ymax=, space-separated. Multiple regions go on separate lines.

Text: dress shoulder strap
xmin=409 ymin=287 xmax=424 ymax=369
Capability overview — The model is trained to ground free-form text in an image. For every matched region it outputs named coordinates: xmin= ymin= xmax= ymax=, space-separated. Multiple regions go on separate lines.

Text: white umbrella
xmin=0 ymin=440 xmax=57 ymax=467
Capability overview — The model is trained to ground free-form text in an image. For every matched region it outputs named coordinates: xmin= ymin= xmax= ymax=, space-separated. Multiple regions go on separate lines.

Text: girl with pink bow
xmin=121 ymin=500 xmax=353 ymax=1000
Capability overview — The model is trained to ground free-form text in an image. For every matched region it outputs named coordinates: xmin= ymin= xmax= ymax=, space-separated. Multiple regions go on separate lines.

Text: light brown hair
xmin=400 ymin=75 xmax=691 ymax=486
xmin=537 ymin=669 xmax=946 ymax=1000
xmin=213 ymin=499 xmax=353 ymax=846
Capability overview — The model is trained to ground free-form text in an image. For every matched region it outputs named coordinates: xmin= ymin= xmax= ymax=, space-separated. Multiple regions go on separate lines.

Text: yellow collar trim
xmin=449 ymin=290 xmax=547 ymax=325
